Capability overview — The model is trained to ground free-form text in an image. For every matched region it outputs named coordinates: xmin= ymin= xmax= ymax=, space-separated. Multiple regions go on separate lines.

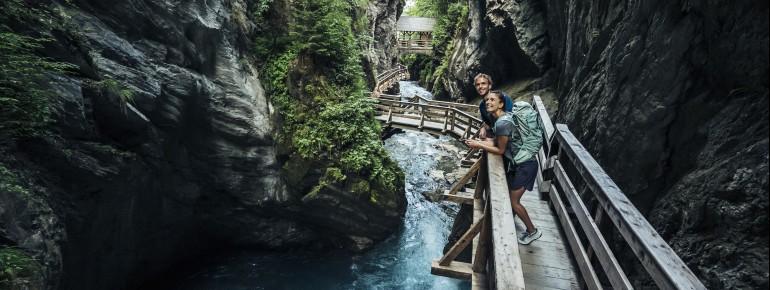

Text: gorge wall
xmin=0 ymin=0 xmax=405 ymax=289
xmin=442 ymin=0 xmax=768 ymax=288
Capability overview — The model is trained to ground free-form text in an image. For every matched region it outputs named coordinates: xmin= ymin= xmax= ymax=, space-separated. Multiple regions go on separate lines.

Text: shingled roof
xmin=396 ymin=17 xmax=437 ymax=32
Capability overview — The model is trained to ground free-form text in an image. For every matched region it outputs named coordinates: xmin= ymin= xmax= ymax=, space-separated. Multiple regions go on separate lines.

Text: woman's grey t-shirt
xmin=492 ymin=116 xmax=520 ymax=162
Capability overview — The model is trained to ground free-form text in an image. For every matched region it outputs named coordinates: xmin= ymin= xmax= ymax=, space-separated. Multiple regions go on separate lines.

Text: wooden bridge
xmin=372 ymin=88 xmax=706 ymax=289
xmin=373 ymin=65 xmax=410 ymax=97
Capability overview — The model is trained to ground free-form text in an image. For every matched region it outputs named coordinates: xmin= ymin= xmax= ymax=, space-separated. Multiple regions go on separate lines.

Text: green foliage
xmin=0 ymin=0 xmax=76 ymax=137
xmin=291 ymin=0 xmax=366 ymax=88
xmin=254 ymin=0 xmax=403 ymax=196
xmin=0 ymin=164 xmax=29 ymax=198
xmin=93 ymin=79 xmax=134 ymax=103
xmin=92 ymin=143 xmax=138 ymax=160
xmin=0 ymin=247 xmax=41 ymax=288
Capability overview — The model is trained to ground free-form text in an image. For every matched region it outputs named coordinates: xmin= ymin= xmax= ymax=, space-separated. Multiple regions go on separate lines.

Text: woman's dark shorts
xmin=504 ymin=159 xmax=539 ymax=191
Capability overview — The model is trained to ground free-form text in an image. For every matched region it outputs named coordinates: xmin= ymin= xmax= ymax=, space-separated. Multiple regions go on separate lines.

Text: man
xmin=474 ymin=73 xmax=512 ymax=140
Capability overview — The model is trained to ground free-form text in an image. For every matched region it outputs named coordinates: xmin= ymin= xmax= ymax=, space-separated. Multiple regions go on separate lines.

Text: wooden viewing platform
xmin=397 ymin=17 xmax=436 ymax=55
xmin=372 ymin=90 xmax=707 ymax=289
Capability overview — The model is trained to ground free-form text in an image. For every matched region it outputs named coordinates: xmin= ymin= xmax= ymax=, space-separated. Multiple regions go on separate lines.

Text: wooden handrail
xmin=547 ymin=126 xmax=706 ymax=289
xmin=407 ymin=95 xmax=478 ymax=111
xmin=375 ymin=98 xmax=482 ymax=124
xmin=486 ymin=153 xmax=526 ymax=290
xmin=374 ymin=65 xmax=409 ymax=96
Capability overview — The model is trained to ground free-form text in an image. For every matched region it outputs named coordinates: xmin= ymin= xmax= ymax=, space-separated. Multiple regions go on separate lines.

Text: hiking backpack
xmin=493 ymin=101 xmax=544 ymax=165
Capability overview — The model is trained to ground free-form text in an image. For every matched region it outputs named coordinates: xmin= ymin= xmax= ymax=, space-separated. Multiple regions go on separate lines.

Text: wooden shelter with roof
xmin=396 ymin=16 xmax=436 ymax=55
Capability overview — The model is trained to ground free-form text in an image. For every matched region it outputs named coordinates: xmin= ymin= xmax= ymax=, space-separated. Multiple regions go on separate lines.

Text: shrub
xmin=0 ymin=0 xmax=75 ymax=137
xmin=0 ymin=247 xmax=42 ymax=289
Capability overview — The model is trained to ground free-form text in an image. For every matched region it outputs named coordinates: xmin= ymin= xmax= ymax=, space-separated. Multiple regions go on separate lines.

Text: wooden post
xmin=472 ymin=198 xmax=492 ymax=272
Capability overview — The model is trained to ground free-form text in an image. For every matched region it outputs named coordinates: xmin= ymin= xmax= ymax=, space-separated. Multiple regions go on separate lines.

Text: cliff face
xmin=441 ymin=0 xmax=547 ymax=100
xmin=365 ymin=0 xmax=405 ymax=73
xmin=443 ymin=0 xmax=768 ymax=288
xmin=0 ymin=0 xmax=406 ymax=289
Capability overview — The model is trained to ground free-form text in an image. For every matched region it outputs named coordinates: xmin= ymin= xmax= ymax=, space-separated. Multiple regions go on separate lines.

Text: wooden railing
xmin=374 ymin=65 xmax=409 ymax=95
xmin=405 ymin=95 xmax=479 ymax=116
xmin=375 ymin=97 xmax=483 ymax=140
xmin=532 ymin=96 xmax=707 ymax=289
xmin=399 ymin=39 xmax=432 ymax=48
xmin=399 ymin=40 xmax=432 ymax=55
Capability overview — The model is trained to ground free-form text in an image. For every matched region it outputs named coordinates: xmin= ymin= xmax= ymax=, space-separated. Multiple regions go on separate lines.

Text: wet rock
xmin=2 ymin=0 xmax=408 ymax=289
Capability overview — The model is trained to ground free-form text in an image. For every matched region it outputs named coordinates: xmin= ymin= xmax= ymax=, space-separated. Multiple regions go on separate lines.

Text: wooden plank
xmin=520 ymin=253 xmax=576 ymax=272
xmin=553 ymin=160 xmax=631 ymax=289
xmin=554 ymin=124 xmax=707 ymax=289
xmin=472 ymin=194 xmax=485 ymax=265
xmin=522 ymin=262 xmax=580 ymax=281
xmin=472 ymin=272 xmax=489 ymax=290
xmin=473 ymin=162 xmax=486 ymax=200
xmin=524 ymin=276 xmax=582 ymax=290
xmin=443 ymin=190 xmax=474 ymax=204
xmin=440 ymin=215 xmax=484 ymax=266
xmin=532 ymin=95 xmax=555 ymax=140
xmin=431 ymin=259 xmax=473 ymax=280
xmin=548 ymin=183 xmax=603 ymax=290
xmin=487 ymin=153 xmax=526 ymax=290
xmin=473 ymin=198 xmax=491 ymax=272
xmin=518 ymin=240 xmax=574 ymax=261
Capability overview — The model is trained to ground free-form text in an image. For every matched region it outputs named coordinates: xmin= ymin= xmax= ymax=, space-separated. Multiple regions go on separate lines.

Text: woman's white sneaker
xmin=518 ymin=228 xmax=542 ymax=245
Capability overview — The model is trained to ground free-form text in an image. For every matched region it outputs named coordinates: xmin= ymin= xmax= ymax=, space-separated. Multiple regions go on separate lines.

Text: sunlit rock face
xmin=365 ymin=0 xmax=404 ymax=72
xmin=1 ymin=0 xmax=406 ymax=289
xmin=442 ymin=0 xmax=767 ymax=288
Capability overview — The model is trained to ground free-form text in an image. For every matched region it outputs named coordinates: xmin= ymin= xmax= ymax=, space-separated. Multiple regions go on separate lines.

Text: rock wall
xmin=0 ymin=0 xmax=406 ymax=289
xmin=441 ymin=0 xmax=546 ymax=101
xmin=365 ymin=0 xmax=404 ymax=73
xmin=544 ymin=2 xmax=768 ymax=288
xmin=443 ymin=0 xmax=768 ymax=288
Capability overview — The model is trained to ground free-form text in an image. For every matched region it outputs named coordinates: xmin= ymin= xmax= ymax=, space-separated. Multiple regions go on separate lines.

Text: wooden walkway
xmin=371 ymin=70 xmax=706 ymax=289
xmin=516 ymin=184 xmax=581 ymax=290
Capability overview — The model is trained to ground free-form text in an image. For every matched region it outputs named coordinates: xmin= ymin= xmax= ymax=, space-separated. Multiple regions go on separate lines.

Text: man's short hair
xmin=474 ymin=73 xmax=493 ymax=86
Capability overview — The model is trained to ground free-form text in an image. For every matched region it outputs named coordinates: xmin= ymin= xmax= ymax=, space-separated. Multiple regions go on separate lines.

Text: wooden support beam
xmin=473 ymin=163 xmax=487 ymax=200
xmin=439 ymin=215 xmax=485 ymax=266
xmin=442 ymin=111 xmax=449 ymax=133
xmin=471 ymin=272 xmax=489 ymax=290
xmin=446 ymin=156 xmax=482 ymax=196
xmin=443 ymin=190 xmax=474 ymax=204
xmin=418 ymin=112 xmax=425 ymax=129
xmin=472 ymin=198 xmax=492 ymax=273
xmin=431 ymin=260 xmax=473 ymax=280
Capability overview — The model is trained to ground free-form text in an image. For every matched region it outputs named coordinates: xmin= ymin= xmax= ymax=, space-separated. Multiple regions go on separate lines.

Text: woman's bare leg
xmin=509 ymin=187 xmax=536 ymax=232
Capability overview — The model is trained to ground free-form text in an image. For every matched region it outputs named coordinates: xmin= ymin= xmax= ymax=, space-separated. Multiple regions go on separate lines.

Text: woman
xmin=464 ymin=91 xmax=542 ymax=245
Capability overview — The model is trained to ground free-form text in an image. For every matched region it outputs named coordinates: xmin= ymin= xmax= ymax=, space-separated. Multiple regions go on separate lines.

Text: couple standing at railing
xmin=463 ymin=73 xmax=544 ymax=245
